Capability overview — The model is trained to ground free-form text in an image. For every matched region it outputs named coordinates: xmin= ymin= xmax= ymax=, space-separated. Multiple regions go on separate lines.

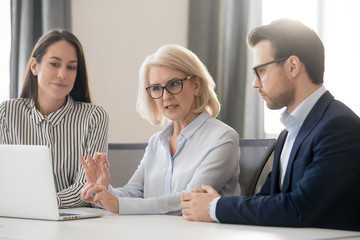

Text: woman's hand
xmin=81 ymin=183 xmax=119 ymax=213
xmin=79 ymin=153 xmax=110 ymax=187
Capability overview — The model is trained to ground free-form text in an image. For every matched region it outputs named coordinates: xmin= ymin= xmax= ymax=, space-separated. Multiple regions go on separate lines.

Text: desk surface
xmin=0 ymin=209 xmax=359 ymax=240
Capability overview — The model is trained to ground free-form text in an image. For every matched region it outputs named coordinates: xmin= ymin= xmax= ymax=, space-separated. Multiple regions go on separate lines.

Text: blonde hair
xmin=136 ymin=44 xmax=220 ymax=125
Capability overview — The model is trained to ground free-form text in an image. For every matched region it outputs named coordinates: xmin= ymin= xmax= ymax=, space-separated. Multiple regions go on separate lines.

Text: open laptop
xmin=0 ymin=144 xmax=105 ymax=221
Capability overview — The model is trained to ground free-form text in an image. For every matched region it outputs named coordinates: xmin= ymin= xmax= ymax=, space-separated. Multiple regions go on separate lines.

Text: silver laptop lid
xmin=0 ymin=144 xmax=60 ymax=220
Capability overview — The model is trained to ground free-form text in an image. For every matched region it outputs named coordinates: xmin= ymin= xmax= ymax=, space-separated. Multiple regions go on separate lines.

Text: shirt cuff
xmin=209 ymin=197 xmax=220 ymax=222
xmin=56 ymin=194 xmax=61 ymax=208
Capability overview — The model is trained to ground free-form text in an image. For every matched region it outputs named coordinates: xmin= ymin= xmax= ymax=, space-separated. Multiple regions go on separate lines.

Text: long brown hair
xmin=20 ymin=29 xmax=91 ymax=103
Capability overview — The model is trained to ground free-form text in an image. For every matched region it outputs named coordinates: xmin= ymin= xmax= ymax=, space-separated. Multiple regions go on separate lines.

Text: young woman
xmin=0 ymin=29 xmax=109 ymax=208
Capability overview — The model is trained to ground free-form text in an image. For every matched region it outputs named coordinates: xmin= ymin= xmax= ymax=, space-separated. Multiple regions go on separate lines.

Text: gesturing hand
xmin=81 ymin=183 xmax=119 ymax=213
xmin=79 ymin=153 xmax=110 ymax=187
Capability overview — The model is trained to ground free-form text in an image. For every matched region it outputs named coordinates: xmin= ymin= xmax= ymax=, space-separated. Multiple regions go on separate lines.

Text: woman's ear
xmin=192 ymin=76 xmax=201 ymax=96
xmin=30 ymin=57 xmax=39 ymax=76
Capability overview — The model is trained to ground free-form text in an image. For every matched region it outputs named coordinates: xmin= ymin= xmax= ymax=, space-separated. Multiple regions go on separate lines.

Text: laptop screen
xmin=0 ymin=144 xmax=60 ymax=220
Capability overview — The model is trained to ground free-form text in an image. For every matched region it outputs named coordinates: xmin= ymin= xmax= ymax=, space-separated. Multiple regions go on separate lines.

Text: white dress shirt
xmin=108 ymin=111 xmax=241 ymax=215
xmin=279 ymin=86 xmax=326 ymax=187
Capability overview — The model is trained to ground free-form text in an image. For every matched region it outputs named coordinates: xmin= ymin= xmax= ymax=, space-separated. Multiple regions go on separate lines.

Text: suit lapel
xmin=271 ymin=129 xmax=288 ymax=193
xmin=281 ymin=91 xmax=334 ymax=192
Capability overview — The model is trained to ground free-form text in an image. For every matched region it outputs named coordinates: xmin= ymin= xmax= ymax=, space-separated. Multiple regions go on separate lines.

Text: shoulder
xmin=147 ymin=127 xmax=166 ymax=146
xmin=306 ymin=92 xmax=360 ymax=132
xmin=204 ymin=117 xmax=239 ymax=140
xmin=1 ymin=98 xmax=30 ymax=107
xmin=138 ymin=130 xmax=162 ymax=160
xmin=145 ymin=124 xmax=174 ymax=153
xmin=305 ymin=97 xmax=360 ymax=148
xmin=313 ymin=91 xmax=359 ymax=122
xmin=318 ymin=98 xmax=360 ymax=130
xmin=182 ymin=115 xmax=240 ymax=148
xmin=0 ymin=98 xmax=32 ymax=114
xmin=1 ymin=99 xmax=32 ymax=126
xmin=73 ymin=101 xmax=109 ymax=120
xmin=328 ymin=99 xmax=359 ymax=119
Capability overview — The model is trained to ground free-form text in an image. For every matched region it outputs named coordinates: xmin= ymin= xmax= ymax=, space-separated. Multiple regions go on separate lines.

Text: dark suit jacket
xmin=216 ymin=91 xmax=360 ymax=231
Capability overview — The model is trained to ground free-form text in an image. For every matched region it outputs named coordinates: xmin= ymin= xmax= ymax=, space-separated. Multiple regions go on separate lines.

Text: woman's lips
xmin=165 ymin=104 xmax=178 ymax=110
xmin=51 ymin=82 xmax=67 ymax=88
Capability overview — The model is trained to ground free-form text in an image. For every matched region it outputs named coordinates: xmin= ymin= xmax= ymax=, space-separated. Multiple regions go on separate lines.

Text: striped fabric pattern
xmin=0 ymin=96 xmax=109 ymax=208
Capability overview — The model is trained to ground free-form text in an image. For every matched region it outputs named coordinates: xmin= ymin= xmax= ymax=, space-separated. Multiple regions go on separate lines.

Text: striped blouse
xmin=0 ymin=96 xmax=109 ymax=208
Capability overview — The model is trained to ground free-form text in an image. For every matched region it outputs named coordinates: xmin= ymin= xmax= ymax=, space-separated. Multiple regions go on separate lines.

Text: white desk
xmin=0 ymin=210 xmax=359 ymax=240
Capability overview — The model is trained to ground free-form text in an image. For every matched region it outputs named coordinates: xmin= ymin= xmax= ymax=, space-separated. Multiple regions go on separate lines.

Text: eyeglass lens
xmin=253 ymin=57 xmax=289 ymax=81
xmin=146 ymin=79 xmax=183 ymax=99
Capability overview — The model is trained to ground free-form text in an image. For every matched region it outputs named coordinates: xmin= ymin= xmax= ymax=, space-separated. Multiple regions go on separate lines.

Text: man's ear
xmin=30 ymin=57 xmax=39 ymax=76
xmin=287 ymin=55 xmax=301 ymax=77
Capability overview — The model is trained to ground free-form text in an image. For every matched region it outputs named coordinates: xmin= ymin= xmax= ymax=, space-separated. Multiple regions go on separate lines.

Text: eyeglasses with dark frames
xmin=146 ymin=75 xmax=194 ymax=99
xmin=253 ymin=56 xmax=289 ymax=81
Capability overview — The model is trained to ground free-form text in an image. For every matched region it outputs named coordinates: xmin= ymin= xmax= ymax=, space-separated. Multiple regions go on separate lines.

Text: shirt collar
xmin=159 ymin=111 xmax=210 ymax=142
xmin=32 ymin=95 xmax=74 ymax=125
xmin=280 ymin=85 xmax=327 ymax=129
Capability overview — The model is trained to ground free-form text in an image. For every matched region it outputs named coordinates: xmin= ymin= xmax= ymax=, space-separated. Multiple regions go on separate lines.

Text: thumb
xmin=201 ymin=184 xmax=215 ymax=193
xmin=202 ymin=185 xmax=220 ymax=198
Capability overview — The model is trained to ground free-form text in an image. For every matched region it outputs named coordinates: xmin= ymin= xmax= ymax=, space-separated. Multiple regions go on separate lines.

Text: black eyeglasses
xmin=146 ymin=76 xmax=194 ymax=99
xmin=253 ymin=57 xmax=289 ymax=81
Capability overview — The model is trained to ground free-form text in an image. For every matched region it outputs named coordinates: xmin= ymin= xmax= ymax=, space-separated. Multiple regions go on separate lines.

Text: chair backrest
xmin=238 ymin=138 xmax=276 ymax=197
xmin=107 ymin=143 xmax=147 ymax=187
xmin=107 ymin=140 xmax=276 ymax=193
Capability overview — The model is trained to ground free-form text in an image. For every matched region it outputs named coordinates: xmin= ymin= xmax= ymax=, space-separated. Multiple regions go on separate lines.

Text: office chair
xmin=238 ymin=139 xmax=276 ymax=197
xmin=108 ymin=140 xmax=276 ymax=194
xmin=107 ymin=143 xmax=147 ymax=186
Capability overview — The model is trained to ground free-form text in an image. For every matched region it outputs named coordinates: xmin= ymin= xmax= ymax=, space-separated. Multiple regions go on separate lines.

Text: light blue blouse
xmin=109 ymin=111 xmax=240 ymax=215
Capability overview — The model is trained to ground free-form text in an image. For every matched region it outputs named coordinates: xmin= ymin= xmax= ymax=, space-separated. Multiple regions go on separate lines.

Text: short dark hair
xmin=20 ymin=29 xmax=91 ymax=103
xmin=247 ymin=18 xmax=324 ymax=84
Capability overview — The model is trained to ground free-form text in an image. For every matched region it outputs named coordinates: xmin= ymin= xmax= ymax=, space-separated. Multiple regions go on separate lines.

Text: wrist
xmin=208 ymin=197 xmax=220 ymax=222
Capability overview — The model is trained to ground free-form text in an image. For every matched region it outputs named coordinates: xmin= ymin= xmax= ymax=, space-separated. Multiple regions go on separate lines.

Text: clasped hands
xmin=79 ymin=153 xmax=119 ymax=213
xmin=180 ymin=184 xmax=220 ymax=222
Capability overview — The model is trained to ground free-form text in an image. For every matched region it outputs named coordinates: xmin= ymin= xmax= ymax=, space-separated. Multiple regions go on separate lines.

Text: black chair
xmin=238 ymin=139 xmax=276 ymax=197
xmin=107 ymin=140 xmax=276 ymax=195
xmin=107 ymin=143 xmax=147 ymax=186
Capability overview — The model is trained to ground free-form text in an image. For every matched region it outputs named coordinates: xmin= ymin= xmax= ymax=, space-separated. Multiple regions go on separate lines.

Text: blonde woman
xmin=80 ymin=44 xmax=240 ymax=215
